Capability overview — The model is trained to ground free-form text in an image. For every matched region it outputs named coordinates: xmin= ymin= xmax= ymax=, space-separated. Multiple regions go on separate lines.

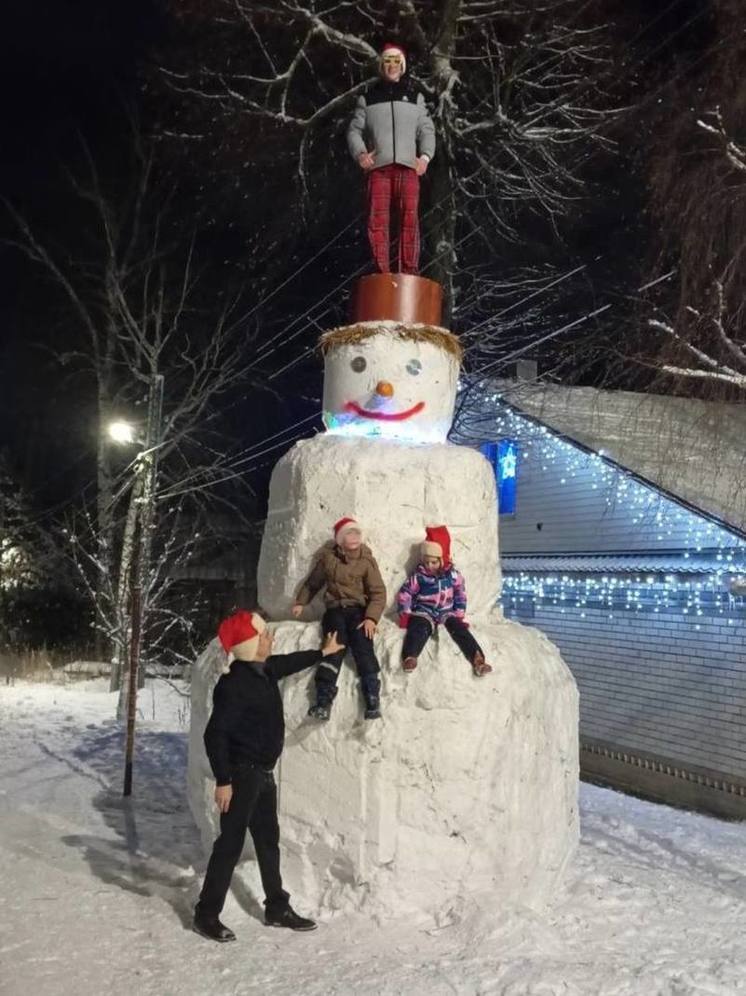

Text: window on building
xmin=481 ymin=439 xmax=518 ymax=515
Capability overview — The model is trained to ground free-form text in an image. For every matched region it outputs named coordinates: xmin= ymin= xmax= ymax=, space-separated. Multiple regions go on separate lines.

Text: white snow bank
xmin=5 ymin=679 xmax=746 ymax=996
xmin=188 ymin=611 xmax=579 ymax=922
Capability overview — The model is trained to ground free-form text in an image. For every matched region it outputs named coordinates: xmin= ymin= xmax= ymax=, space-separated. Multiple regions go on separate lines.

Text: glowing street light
xmin=108 ymin=420 xmax=136 ymax=445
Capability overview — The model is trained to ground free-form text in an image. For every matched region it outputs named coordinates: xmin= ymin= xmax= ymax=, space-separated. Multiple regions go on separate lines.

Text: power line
xmin=40 ymin=0 xmax=728 ymax=524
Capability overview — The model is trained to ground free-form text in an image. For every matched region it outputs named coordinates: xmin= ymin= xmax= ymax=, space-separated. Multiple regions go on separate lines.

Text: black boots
xmin=194 ymin=906 xmax=317 ymax=940
xmin=308 ymin=700 xmax=332 ymax=720
xmin=361 ymin=675 xmax=381 ymax=720
xmin=265 ymin=905 xmax=318 ymax=931
xmin=310 ymin=698 xmax=380 ymax=720
xmin=193 ymin=910 xmax=236 ymax=943
xmin=364 ymin=695 xmax=381 ymax=720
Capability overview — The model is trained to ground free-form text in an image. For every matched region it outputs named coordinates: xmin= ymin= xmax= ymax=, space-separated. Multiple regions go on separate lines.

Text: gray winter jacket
xmin=347 ymin=78 xmax=436 ymax=170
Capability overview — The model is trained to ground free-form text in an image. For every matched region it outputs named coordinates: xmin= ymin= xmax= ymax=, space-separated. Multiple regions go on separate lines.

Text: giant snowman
xmin=189 ymin=295 xmax=579 ymax=923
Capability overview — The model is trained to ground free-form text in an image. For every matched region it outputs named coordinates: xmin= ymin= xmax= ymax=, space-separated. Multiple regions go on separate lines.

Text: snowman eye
xmin=406 ymin=359 xmax=422 ymax=376
xmin=350 ymin=356 xmax=367 ymax=373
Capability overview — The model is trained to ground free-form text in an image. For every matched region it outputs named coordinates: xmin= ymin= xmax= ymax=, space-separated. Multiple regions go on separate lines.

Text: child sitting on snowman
xmin=292 ymin=517 xmax=386 ymax=720
xmin=397 ymin=525 xmax=492 ymax=676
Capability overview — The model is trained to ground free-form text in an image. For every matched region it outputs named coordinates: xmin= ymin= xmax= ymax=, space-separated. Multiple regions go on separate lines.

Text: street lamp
xmin=104 ymin=380 xmax=164 ymax=797
xmin=108 ymin=420 xmax=137 ymax=445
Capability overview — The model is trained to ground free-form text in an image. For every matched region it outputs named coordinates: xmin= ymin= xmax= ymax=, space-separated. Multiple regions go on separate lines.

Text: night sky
xmin=1 ymin=3 xmax=162 ymax=501
xmin=0 ymin=0 xmax=717 ymax=516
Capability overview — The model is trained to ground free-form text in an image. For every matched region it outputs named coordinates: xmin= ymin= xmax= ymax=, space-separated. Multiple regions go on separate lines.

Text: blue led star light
xmin=481 ymin=439 xmax=518 ymax=515
xmin=481 ymin=395 xmax=746 ymax=625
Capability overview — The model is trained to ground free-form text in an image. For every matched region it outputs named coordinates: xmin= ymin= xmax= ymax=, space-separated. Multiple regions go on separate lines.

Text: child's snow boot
xmin=364 ymin=695 xmax=381 ymax=720
xmin=361 ymin=675 xmax=382 ymax=719
xmin=308 ymin=700 xmax=332 ymax=721
xmin=472 ymin=651 xmax=493 ymax=677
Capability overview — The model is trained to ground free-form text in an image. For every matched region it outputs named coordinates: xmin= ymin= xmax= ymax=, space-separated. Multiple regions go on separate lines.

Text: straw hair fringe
xmin=319 ymin=323 xmax=463 ymax=361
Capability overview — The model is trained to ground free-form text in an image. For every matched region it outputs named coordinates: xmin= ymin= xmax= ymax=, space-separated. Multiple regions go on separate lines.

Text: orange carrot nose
xmin=376 ymin=380 xmax=394 ymax=398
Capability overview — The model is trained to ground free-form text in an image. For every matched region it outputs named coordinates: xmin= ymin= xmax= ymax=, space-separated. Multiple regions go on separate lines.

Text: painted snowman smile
xmin=343 ymin=400 xmax=426 ymax=421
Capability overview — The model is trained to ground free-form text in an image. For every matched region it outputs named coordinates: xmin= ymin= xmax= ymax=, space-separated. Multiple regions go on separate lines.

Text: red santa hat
xmin=217 ymin=610 xmax=267 ymax=667
xmin=380 ymin=42 xmax=406 ymax=74
xmin=421 ymin=525 xmax=452 ymax=566
xmin=334 ymin=517 xmax=362 ymax=544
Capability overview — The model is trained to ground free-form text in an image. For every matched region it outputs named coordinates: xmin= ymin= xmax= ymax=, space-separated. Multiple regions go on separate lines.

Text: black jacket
xmin=204 ymin=650 xmax=322 ymax=785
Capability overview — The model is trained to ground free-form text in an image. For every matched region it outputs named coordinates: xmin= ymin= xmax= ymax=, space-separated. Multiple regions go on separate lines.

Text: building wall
xmin=504 ymin=580 xmax=746 ymax=782
xmin=482 ymin=403 xmax=746 ymax=813
xmin=495 ymin=422 xmax=742 ymax=554
xmin=490 ymin=380 xmax=746 ymax=535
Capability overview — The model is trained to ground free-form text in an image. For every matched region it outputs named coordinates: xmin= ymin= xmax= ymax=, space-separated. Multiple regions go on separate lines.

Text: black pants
xmin=196 ymin=763 xmax=289 ymax=917
xmin=315 ymin=605 xmax=380 ymax=704
xmin=402 ymin=615 xmax=483 ymax=664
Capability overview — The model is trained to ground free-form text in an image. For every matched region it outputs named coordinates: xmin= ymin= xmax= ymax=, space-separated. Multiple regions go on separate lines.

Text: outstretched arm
xmin=267 ymin=630 xmax=346 ymax=680
xmin=266 ymin=649 xmax=322 ymax=681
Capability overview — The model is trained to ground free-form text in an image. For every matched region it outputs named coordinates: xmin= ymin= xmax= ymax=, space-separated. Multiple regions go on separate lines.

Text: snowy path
xmin=1 ymin=680 xmax=746 ymax=996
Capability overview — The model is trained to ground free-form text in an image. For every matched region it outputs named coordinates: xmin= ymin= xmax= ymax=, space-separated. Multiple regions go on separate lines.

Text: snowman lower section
xmin=188 ymin=612 xmax=579 ymax=922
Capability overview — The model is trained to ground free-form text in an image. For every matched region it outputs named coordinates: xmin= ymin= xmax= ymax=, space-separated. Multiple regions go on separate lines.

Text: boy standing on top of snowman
xmin=292 ymin=517 xmax=386 ymax=720
xmin=347 ymin=42 xmax=435 ymax=275
xmin=397 ymin=525 xmax=493 ymax=677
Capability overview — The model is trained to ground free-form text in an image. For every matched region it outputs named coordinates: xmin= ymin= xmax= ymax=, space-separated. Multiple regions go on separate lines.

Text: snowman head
xmin=320 ymin=322 xmax=463 ymax=443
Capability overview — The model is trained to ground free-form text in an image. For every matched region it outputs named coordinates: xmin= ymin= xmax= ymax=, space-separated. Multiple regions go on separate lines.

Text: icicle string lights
xmin=485 ymin=398 xmax=746 ymax=627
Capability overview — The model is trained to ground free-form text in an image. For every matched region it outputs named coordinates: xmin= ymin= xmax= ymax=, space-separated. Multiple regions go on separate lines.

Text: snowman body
xmin=189 ymin=317 xmax=579 ymax=922
xmin=258 ymin=435 xmax=500 ymax=621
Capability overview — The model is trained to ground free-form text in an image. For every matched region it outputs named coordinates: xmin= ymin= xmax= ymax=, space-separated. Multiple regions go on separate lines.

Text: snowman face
xmin=322 ymin=335 xmax=460 ymax=443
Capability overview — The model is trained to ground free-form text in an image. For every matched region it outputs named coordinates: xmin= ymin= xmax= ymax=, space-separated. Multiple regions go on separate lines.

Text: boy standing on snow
xmin=292 ymin=517 xmax=386 ymax=721
xmin=194 ymin=610 xmax=345 ymax=943
xmin=397 ymin=525 xmax=493 ymax=677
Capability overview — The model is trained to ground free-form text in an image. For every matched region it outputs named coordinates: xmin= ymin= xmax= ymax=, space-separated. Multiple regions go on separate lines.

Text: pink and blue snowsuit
xmin=397 ymin=564 xmax=466 ymax=626
xmin=397 ymin=564 xmax=483 ymax=664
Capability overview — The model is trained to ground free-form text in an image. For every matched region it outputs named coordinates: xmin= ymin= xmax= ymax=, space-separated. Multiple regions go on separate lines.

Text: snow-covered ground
xmin=2 ymin=679 xmax=746 ymax=996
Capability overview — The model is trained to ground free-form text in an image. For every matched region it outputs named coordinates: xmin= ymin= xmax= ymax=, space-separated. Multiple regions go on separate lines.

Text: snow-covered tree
xmin=161 ymin=0 xmax=616 ymax=327
xmin=648 ymin=109 xmax=746 ymax=395
xmin=4 ymin=129 xmax=265 ymax=699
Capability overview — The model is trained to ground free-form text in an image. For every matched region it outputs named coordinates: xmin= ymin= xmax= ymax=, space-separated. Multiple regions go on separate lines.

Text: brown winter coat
xmin=295 ymin=542 xmax=387 ymax=622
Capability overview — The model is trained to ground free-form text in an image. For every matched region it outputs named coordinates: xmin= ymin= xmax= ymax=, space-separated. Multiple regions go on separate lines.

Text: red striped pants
xmin=366 ymin=164 xmax=420 ymax=274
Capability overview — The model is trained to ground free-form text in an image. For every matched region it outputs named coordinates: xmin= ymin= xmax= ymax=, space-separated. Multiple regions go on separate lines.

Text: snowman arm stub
xmin=362 ymin=556 xmax=387 ymax=622
xmin=295 ymin=554 xmax=327 ymax=606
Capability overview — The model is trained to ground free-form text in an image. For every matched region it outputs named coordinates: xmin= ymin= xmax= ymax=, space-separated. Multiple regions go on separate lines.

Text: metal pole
xmin=122 ymin=373 xmax=164 ymax=797
xmin=123 ymin=533 xmax=141 ymax=797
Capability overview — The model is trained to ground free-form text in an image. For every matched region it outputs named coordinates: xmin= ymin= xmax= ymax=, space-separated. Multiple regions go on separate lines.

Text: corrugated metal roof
xmin=502 ymin=553 xmax=746 ymax=574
